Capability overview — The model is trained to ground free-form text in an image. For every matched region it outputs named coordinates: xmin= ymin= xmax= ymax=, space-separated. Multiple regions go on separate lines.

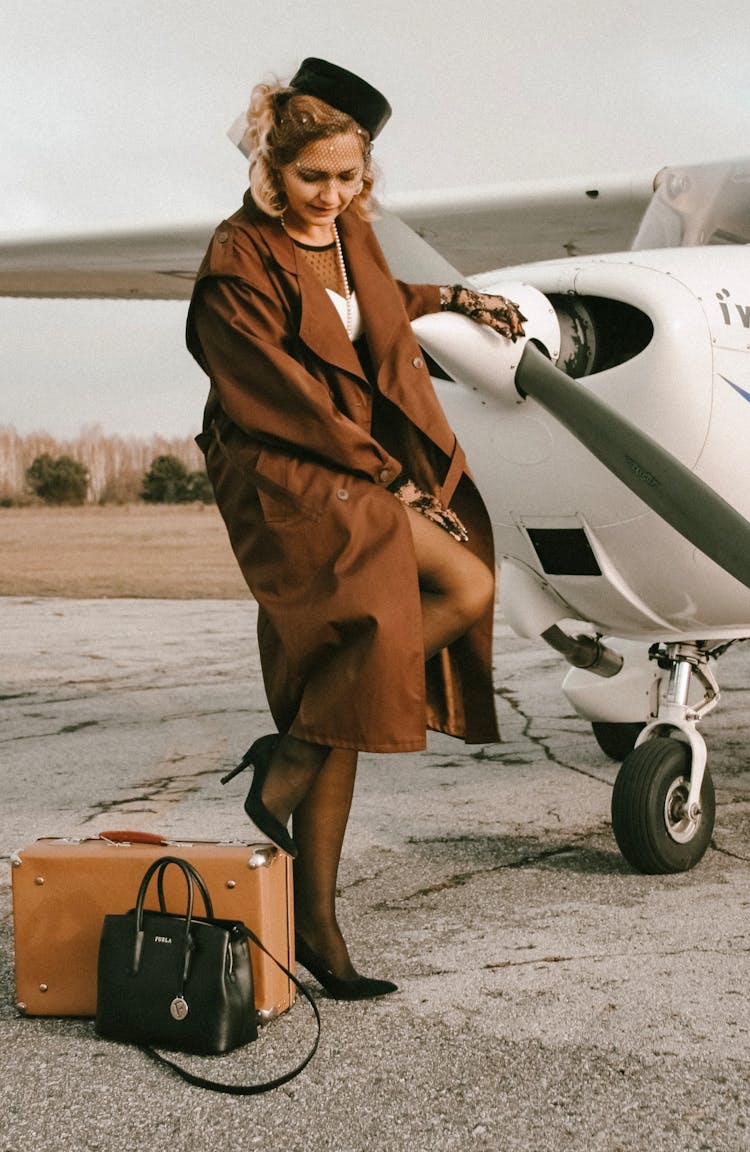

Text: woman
xmin=187 ymin=58 xmax=524 ymax=999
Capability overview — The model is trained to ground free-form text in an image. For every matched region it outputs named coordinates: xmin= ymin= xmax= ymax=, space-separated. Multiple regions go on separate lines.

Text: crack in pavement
xmin=483 ymin=944 xmax=750 ymax=970
xmin=0 ymin=718 xmax=103 ymax=743
xmin=711 ymin=838 xmax=750 ymax=865
xmin=410 ymin=943 xmax=750 ymax=979
xmin=373 ymin=840 xmax=593 ymax=908
xmin=489 ymin=685 xmax=614 ymax=786
xmin=83 ymin=762 xmax=221 ymax=824
xmin=0 ymin=705 xmax=253 ymax=744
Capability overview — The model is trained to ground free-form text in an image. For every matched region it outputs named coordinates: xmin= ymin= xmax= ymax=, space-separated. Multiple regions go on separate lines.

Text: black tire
xmin=592 ymin=721 xmax=645 ymax=761
xmin=611 ymin=736 xmax=715 ymax=873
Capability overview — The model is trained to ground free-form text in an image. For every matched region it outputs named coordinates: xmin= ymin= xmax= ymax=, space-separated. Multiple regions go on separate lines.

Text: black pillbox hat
xmin=289 ymin=57 xmax=392 ymax=139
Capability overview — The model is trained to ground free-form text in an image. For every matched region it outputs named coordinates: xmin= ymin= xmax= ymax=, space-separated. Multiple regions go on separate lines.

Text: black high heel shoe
xmin=221 ymin=734 xmax=298 ymax=859
xmin=295 ymin=933 xmax=398 ymax=1000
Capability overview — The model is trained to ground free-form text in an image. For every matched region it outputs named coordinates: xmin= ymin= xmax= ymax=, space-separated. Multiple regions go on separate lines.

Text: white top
xmin=326 ymin=288 xmax=364 ymax=341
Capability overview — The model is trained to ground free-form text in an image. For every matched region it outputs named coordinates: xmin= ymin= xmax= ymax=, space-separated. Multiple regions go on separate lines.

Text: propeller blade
xmin=515 ymin=342 xmax=750 ymax=591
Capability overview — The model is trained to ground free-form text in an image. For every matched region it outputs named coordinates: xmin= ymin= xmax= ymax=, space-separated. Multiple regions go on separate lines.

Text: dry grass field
xmin=0 ymin=505 xmax=250 ymax=599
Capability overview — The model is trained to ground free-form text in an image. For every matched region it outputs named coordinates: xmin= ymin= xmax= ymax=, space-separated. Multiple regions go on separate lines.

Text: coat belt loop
xmin=440 ymin=438 xmax=466 ymax=506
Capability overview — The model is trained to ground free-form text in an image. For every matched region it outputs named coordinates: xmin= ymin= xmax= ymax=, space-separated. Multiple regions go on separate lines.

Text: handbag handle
xmin=132 ymin=856 xmax=213 ymax=975
xmin=155 ymin=857 xmax=214 ymax=919
xmin=134 ymin=855 xmax=214 ymax=921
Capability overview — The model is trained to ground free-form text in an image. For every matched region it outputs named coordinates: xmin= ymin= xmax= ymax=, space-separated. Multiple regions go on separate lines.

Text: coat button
xmin=378 ymin=469 xmax=391 ymax=484
xmin=217 ymin=231 xmax=229 ymax=243
xmin=336 ymin=488 xmax=349 ymax=501
xmin=412 ymin=356 xmax=424 ymax=368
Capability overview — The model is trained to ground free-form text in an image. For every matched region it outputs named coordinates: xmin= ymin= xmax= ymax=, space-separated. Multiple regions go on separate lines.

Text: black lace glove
xmin=440 ymin=284 xmax=526 ymax=342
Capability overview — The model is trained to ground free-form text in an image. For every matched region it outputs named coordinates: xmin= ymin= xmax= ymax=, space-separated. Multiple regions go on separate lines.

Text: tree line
xmin=0 ymin=424 xmax=213 ymax=506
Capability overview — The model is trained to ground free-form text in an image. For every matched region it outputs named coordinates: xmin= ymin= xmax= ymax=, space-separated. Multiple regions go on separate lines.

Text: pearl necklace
xmin=280 ymin=215 xmax=353 ymax=338
xmin=332 ymin=222 xmax=353 ymax=339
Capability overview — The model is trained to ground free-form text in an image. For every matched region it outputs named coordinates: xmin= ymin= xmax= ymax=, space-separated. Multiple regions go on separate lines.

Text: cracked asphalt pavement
xmin=2 ymin=596 xmax=750 ymax=1151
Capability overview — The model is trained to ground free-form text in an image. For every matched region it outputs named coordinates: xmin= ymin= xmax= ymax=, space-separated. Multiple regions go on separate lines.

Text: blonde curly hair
xmin=242 ymin=81 xmax=379 ymax=220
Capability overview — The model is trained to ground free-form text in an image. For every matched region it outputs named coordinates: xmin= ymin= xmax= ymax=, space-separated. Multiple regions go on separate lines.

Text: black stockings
xmin=292 ymin=747 xmax=359 ymax=980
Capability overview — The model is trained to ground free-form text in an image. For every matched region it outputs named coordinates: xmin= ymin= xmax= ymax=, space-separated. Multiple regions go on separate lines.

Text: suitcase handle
xmin=99 ymin=830 xmax=169 ymax=845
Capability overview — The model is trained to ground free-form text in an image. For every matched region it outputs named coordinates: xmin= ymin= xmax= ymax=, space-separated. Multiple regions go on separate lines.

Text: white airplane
xmin=3 ymin=157 xmax=749 ymax=875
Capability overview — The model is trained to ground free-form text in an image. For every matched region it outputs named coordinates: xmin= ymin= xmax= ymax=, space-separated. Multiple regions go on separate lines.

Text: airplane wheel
xmin=611 ymin=737 xmax=715 ymax=874
xmin=592 ymin=721 xmax=645 ymax=761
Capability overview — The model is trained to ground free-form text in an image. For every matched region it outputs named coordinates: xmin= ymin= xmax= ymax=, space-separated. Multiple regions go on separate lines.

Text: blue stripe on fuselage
xmin=721 ymin=375 xmax=750 ymax=404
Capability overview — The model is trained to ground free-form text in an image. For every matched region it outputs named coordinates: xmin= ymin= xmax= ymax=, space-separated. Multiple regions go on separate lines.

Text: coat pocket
xmin=254 ymin=448 xmax=322 ymax=525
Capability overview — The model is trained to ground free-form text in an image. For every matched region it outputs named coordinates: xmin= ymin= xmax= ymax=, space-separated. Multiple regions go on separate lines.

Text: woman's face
xmin=280 ymin=132 xmax=365 ymax=233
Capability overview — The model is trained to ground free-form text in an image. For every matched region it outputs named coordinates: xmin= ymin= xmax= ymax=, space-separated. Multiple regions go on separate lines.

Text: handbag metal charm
xmin=170 ymin=996 xmax=189 ymax=1021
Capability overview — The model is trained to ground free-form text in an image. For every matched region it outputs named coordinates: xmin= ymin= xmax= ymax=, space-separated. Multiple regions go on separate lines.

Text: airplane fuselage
xmin=417 ymin=246 xmax=750 ymax=642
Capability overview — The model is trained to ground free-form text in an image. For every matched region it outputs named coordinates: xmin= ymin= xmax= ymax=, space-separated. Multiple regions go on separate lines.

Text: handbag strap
xmin=140 ymin=922 xmax=321 ymax=1095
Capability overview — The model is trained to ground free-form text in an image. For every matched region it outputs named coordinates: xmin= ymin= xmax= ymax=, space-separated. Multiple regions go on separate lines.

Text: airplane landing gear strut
xmin=610 ymin=642 xmax=719 ymax=873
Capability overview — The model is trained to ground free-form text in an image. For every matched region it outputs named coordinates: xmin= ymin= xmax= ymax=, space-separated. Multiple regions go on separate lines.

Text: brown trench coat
xmin=186 ymin=193 xmax=499 ymax=752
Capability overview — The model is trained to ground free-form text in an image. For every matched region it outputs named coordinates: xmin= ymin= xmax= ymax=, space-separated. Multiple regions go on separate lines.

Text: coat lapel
xmin=338 ymin=211 xmax=455 ymax=457
xmin=254 ymin=212 xmax=366 ymax=381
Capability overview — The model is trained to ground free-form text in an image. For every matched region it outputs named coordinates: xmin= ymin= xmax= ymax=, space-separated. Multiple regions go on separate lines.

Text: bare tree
xmin=0 ymin=424 xmax=206 ymax=505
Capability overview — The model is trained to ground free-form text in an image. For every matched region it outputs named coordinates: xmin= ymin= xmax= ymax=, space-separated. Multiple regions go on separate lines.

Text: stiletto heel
xmin=295 ymin=933 xmax=397 ymax=1000
xmin=222 ymin=734 xmax=298 ymax=859
xmin=219 ymin=735 xmax=276 ymax=785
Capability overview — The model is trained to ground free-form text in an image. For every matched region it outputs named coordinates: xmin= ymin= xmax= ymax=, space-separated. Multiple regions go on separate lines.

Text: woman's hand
xmin=440 ymin=285 xmax=526 ymax=342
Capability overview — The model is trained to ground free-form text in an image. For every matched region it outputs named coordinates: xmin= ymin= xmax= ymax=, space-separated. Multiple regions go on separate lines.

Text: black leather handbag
xmin=95 ymin=855 xmax=320 ymax=1094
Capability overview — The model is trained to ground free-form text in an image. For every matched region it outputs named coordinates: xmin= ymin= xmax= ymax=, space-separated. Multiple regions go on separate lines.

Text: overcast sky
xmin=3 ymin=0 xmax=750 ymax=438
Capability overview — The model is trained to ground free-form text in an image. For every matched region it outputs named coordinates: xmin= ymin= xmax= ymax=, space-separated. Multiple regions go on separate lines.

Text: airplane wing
xmin=389 ymin=172 xmax=653 ymax=273
xmin=0 ymin=223 xmax=212 ymax=301
xmin=0 ymin=173 xmax=653 ymax=300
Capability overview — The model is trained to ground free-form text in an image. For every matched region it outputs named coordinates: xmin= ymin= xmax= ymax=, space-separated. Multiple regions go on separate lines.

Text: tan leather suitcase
xmin=11 ymin=831 xmax=295 ymax=1021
